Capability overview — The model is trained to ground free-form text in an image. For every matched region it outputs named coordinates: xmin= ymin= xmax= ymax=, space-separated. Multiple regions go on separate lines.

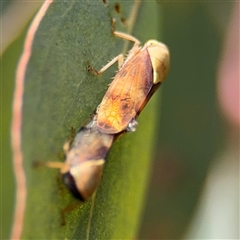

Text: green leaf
xmin=11 ymin=1 xmax=162 ymax=238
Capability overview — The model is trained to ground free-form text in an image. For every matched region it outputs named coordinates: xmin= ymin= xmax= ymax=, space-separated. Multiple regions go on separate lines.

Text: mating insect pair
xmin=48 ymin=31 xmax=170 ymax=201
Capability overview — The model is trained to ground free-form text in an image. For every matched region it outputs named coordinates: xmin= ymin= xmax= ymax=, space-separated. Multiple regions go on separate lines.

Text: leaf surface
xmin=13 ymin=1 xmax=162 ymax=238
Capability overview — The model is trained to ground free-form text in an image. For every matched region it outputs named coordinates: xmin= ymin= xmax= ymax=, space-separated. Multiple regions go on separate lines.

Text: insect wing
xmin=135 ymin=82 xmax=161 ymax=119
xmin=97 ymin=48 xmax=153 ymax=134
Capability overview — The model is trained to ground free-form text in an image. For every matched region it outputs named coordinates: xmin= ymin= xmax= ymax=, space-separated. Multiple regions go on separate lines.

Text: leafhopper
xmin=46 ymin=115 xmax=114 ymax=201
xmin=91 ymin=31 xmax=170 ymax=134
xmin=62 ymin=117 xmax=114 ymax=200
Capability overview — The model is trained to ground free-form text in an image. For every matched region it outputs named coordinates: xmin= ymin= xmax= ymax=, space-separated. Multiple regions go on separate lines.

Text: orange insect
xmin=92 ymin=31 xmax=170 ymax=134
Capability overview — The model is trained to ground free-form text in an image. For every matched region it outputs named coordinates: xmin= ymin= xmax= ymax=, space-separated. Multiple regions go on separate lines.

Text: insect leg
xmin=63 ymin=127 xmax=75 ymax=154
xmin=63 ymin=141 xmax=70 ymax=155
xmin=89 ymin=0 xmax=141 ymax=76
xmin=113 ymin=31 xmax=140 ymax=46
xmin=35 ymin=127 xmax=75 ymax=170
xmin=111 ymin=19 xmax=140 ymax=46
xmin=44 ymin=161 xmax=64 ymax=169
xmin=88 ymin=53 xmax=124 ymax=75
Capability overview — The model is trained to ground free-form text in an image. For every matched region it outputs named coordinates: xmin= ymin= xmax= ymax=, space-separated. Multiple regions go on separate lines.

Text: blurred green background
xmin=1 ymin=1 xmax=238 ymax=239
xmin=138 ymin=2 xmax=238 ymax=239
